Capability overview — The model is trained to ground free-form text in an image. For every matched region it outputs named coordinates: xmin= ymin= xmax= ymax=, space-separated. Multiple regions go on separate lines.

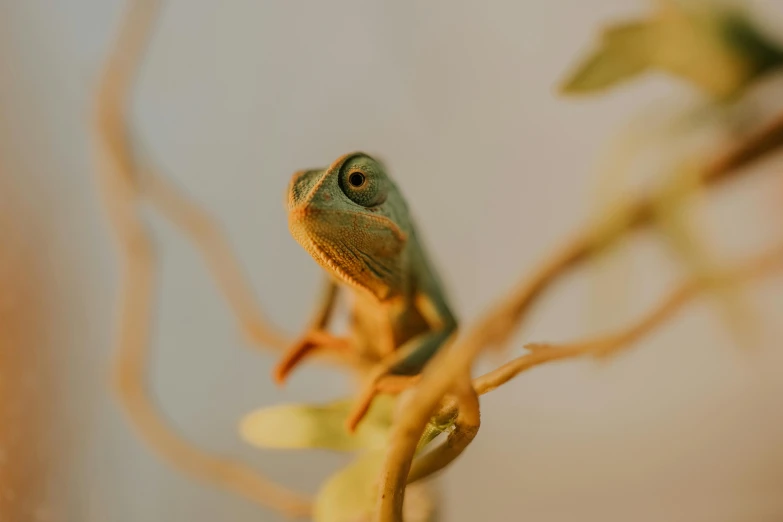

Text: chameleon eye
xmin=339 ymin=166 xmax=387 ymax=207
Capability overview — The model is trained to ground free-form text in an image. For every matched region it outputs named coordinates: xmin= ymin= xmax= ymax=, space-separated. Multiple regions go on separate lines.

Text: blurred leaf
xmin=314 ymin=443 xmax=441 ymax=522
xmin=313 ymin=451 xmax=385 ymax=522
xmin=239 ymin=395 xmax=396 ymax=452
xmin=308 ymin=403 xmax=451 ymax=521
xmin=585 ymin=99 xmax=724 ymax=329
xmin=654 ymin=160 xmax=759 ymax=348
xmin=586 ymin=104 xmax=667 ymax=330
xmin=651 ymin=4 xmax=749 ymax=100
xmin=242 ymin=395 xmax=453 ymax=521
xmin=560 ymin=1 xmax=783 ymax=100
xmin=560 ymin=22 xmax=653 ymax=94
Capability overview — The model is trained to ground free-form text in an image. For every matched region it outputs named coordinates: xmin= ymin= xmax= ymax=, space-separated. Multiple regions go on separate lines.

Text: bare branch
xmin=407 ymin=378 xmax=480 ymax=485
xmin=422 ymin=241 xmax=783 ymax=431
xmin=91 ymin=0 xmax=310 ymax=516
xmin=374 ymin=362 xmax=472 ymax=522
xmin=473 ymin=242 xmax=783 ymax=396
xmin=375 ymin=112 xmax=783 ymax=518
xmin=479 ymin=112 xmax=783 ymax=354
xmin=140 ymin=169 xmax=290 ymax=350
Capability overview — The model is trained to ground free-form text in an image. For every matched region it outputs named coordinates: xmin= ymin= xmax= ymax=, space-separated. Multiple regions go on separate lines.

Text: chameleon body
xmin=273 ymin=152 xmax=457 ymax=429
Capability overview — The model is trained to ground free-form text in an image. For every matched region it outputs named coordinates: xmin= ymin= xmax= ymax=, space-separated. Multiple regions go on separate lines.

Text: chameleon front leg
xmin=345 ymin=293 xmax=457 ymax=432
xmin=272 ymin=276 xmax=354 ymax=384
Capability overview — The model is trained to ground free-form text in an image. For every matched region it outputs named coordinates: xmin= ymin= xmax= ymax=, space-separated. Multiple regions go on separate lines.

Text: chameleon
xmin=272 ymin=151 xmax=457 ymax=431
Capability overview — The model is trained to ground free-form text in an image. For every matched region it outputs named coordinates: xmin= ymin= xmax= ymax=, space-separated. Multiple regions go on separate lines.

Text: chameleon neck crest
xmin=287 ymin=152 xmax=412 ymax=300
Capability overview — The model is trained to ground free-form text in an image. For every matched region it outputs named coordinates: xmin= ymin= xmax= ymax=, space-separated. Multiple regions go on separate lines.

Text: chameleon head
xmin=287 ymin=152 xmax=411 ymax=300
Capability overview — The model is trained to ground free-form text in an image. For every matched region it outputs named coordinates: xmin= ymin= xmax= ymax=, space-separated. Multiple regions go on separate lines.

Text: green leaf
xmin=314 ymin=450 xmax=438 ymax=522
xmin=239 ymin=395 xmax=396 ymax=452
xmin=561 ymin=3 xmax=783 ymax=100
xmin=654 ymin=161 xmax=759 ymax=348
xmin=313 ymin=451 xmax=384 ymax=522
xmin=560 ymin=22 xmax=654 ymax=94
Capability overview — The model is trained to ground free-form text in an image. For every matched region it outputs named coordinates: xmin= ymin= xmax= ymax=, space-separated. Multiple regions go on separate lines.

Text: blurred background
xmin=1 ymin=0 xmax=783 ymax=521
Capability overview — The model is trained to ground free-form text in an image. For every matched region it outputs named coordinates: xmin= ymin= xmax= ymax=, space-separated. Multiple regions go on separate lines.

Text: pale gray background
xmin=2 ymin=1 xmax=783 ymax=521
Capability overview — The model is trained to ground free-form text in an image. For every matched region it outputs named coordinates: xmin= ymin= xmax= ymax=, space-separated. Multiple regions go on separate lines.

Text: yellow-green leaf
xmin=313 ymin=451 xmax=384 ymax=522
xmin=654 ymin=161 xmax=759 ymax=348
xmin=314 ymin=451 xmax=437 ymax=522
xmin=560 ymin=22 xmax=653 ymax=94
xmin=239 ymin=395 xmax=396 ymax=452
xmin=561 ymin=2 xmax=783 ymax=100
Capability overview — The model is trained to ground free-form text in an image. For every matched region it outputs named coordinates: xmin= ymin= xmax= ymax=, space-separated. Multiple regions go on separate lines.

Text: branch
xmin=375 ymin=113 xmax=783 ymax=520
xmin=407 ymin=378 xmax=480 ymax=484
xmin=374 ymin=366 xmax=472 ymax=522
xmin=478 ymin=112 xmax=783 ymax=354
xmin=140 ymin=168 xmax=290 ymax=350
xmin=379 ymin=243 xmax=783 ymax=522
xmin=91 ymin=0 xmax=310 ymax=516
xmin=472 ymin=243 xmax=783 ymax=397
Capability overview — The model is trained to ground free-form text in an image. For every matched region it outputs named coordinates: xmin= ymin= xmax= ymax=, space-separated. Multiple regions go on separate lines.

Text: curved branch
xmin=376 ymin=111 xmax=783 ymax=518
xmin=479 ymin=112 xmax=783 ymax=354
xmin=107 ymin=204 xmax=311 ymax=517
xmin=380 ymin=244 xmax=783 ymax=522
xmin=373 ymin=363 xmax=471 ymax=522
xmin=91 ymin=0 xmax=310 ymax=516
xmin=407 ymin=378 xmax=480 ymax=485
xmin=140 ymin=169 xmax=290 ymax=350
xmin=426 ymin=242 xmax=783 ymax=424
xmin=474 ymin=243 xmax=783 ymax=395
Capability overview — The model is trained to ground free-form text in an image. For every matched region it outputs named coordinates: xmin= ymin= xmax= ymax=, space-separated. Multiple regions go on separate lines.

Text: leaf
xmin=313 ymin=451 xmax=384 ymax=522
xmin=561 ymin=2 xmax=783 ymax=100
xmin=314 ymin=450 xmax=438 ymax=522
xmin=560 ymin=22 xmax=654 ymax=94
xmin=650 ymin=8 xmax=749 ymax=100
xmin=654 ymin=161 xmax=759 ymax=348
xmin=585 ymin=99 xmax=720 ymax=330
xmin=239 ymin=395 xmax=396 ymax=452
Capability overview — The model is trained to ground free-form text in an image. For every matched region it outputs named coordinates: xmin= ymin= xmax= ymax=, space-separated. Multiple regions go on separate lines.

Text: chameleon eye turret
xmin=337 ymin=155 xmax=388 ymax=208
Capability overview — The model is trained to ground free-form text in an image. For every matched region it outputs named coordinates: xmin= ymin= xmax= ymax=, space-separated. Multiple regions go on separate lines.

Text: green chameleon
xmin=273 ymin=152 xmax=458 ymax=431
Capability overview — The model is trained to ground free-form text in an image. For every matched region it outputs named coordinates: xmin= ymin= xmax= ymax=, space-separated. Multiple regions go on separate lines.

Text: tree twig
xmin=379 ymin=241 xmax=783 ymax=522
xmin=479 ymin=112 xmax=783 ymax=354
xmin=374 ymin=365 xmax=472 ymax=522
xmin=375 ymin=112 xmax=783 ymax=520
xmin=91 ymin=0 xmax=311 ymax=516
xmin=407 ymin=377 xmax=480 ymax=484
xmin=472 ymin=242 xmax=783 ymax=397
xmin=140 ymin=168 xmax=290 ymax=350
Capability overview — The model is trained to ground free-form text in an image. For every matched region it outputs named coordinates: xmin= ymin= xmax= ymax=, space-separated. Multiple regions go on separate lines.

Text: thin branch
xmin=407 ymin=378 xmax=480 ymax=485
xmin=140 ymin=169 xmax=289 ymax=350
xmin=479 ymin=112 xmax=783 ymax=354
xmin=91 ymin=0 xmax=310 ymax=516
xmin=472 ymin=243 xmax=783 ymax=397
xmin=106 ymin=199 xmax=311 ymax=517
xmin=374 ymin=365 xmax=472 ymax=522
xmin=95 ymin=0 xmax=289 ymax=354
xmin=376 ymin=112 xmax=783 ymax=520
xmin=379 ymin=243 xmax=783 ymax=522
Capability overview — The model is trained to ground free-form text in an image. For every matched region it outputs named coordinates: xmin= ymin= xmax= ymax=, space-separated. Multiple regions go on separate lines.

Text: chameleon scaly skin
xmin=274 ymin=152 xmax=457 ymax=429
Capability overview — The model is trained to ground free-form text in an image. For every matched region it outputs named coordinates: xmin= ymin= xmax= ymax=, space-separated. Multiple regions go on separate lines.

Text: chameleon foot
xmin=272 ymin=330 xmax=352 ymax=385
xmin=345 ymin=373 xmax=421 ymax=433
